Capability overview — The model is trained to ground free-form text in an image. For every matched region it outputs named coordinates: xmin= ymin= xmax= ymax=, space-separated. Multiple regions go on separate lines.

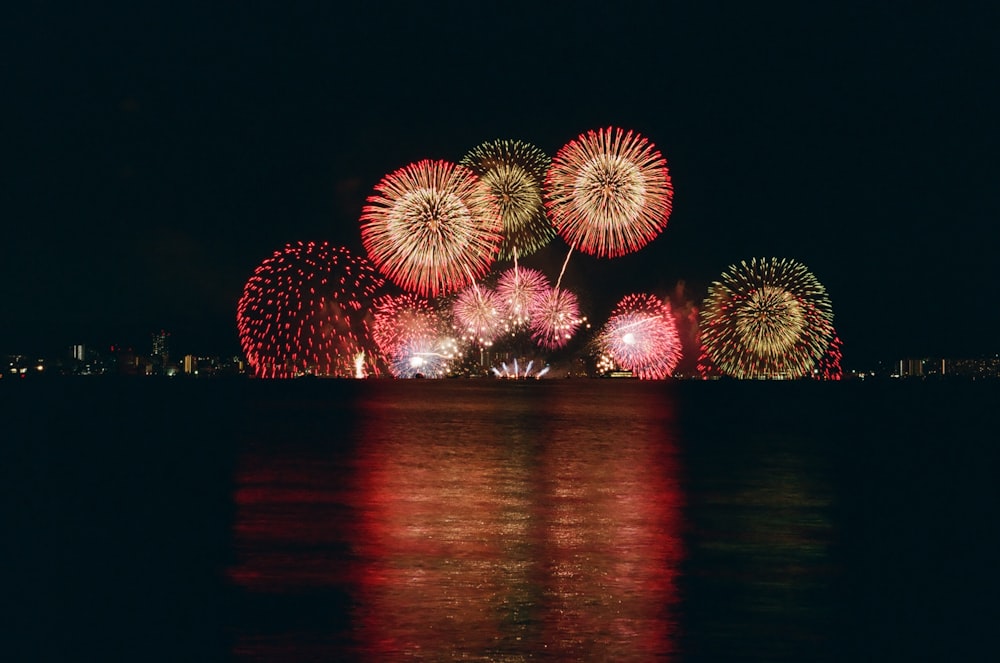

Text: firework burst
xmin=392 ymin=335 xmax=462 ymax=378
xmin=529 ymin=286 xmax=584 ymax=350
xmin=372 ymin=293 xmax=462 ymax=378
xmin=460 ymin=139 xmax=554 ymax=261
xmin=453 ymin=283 xmax=505 ymax=347
xmin=372 ymin=293 xmax=440 ymax=357
xmin=236 ymin=242 xmax=385 ymax=378
xmin=544 ymin=127 xmax=673 ymax=258
xmin=495 ymin=266 xmax=550 ymax=329
xmin=598 ymin=294 xmax=682 ymax=379
xmin=360 ymin=159 xmax=503 ymax=298
xmin=699 ymin=258 xmax=835 ymax=379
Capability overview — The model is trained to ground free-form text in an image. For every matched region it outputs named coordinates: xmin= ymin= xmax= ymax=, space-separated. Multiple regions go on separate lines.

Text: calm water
xmin=4 ymin=378 xmax=998 ymax=661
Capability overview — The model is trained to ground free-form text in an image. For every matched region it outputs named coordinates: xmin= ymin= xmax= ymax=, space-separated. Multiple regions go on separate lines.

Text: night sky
xmin=3 ymin=2 xmax=997 ymax=367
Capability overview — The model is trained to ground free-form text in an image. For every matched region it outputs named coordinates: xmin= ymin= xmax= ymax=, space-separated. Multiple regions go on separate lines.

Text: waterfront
xmin=4 ymin=378 xmax=997 ymax=661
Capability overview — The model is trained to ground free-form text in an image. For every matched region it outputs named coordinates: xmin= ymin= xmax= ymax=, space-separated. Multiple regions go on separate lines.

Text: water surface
xmin=4 ymin=378 xmax=997 ymax=661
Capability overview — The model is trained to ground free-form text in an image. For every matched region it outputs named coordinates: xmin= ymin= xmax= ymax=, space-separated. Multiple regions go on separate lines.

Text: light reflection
xmin=227 ymin=382 xmax=685 ymax=661
xmin=352 ymin=382 xmax=683 ymax=661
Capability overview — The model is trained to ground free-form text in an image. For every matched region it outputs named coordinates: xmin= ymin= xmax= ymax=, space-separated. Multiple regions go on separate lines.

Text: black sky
xmin=3 ymin=1 xmax=997 ymax=366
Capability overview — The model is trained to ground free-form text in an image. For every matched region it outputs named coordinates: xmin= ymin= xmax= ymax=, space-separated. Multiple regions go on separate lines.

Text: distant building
xmin=895 ymin=356 xmax=1000 ymax=379
xmin=943 ymin=356 xmax=1000 ymax=379
xmin=112 ymin=345 xmax=140 ymax=376
xmin=151 ymin=330 xmax=170 ymax=374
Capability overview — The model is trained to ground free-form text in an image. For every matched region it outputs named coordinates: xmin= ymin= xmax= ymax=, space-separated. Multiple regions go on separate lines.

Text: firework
xmin=598 ymin=294 xmax=682 ymax=379
xmin=452 ymin=283 xmax=505 ymax=347
xmin=494 ymin=266 xmax=550 ymax=329
xmin=236 ymin=242 xmax=385 ymax=378
xmin=698 ymin=258 xmax=834 ymax=379
xmin=529 ymin=286 xmax=584 ymax=350
xmin=810 ymin=333 xmax=843 ymax=380
xmin=460 ymin=139 xmax=554 ymax=261
xmin=544 ymin=127 xmax=673 ymax=258
xmin=372 ymin=293 xmax=437 ymax=357
xmin=492 ymin=358 xmax=550 ymax=379
xmin=391 ymin=333 xmax=462 ymax=379
xmin=372 ymin=293 xmax=462 ymax=378
xmin=360 ymin=159 xmax=504 ymax=298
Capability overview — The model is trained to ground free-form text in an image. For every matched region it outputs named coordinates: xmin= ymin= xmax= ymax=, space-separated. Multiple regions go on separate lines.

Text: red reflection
xmin=226 ymin=383 xmax=685 ymax=661
xmin=353 ymin=385 xmax=684 ymax=660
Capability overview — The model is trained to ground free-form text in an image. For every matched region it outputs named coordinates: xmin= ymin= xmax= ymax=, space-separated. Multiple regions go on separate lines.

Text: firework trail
xmin=236 ymin=242 xmax=384 ymax=378
xmin=698 ymin=258 xmax=834 ymax=379
xmin=597 ymin=294 xmax=682 ymax=379
xmin=360 ymin=159 xmax=503 ymax=298
xmin=460 ymin=139 xmax=554 ymax=264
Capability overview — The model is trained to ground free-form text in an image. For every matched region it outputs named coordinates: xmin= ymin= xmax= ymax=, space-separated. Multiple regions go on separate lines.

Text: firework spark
xmin=236 ymin=242 xmax=385 ymax=378
xmin=544 ymin=127 xmax=673 ymax=258
xmin=360 ymin=159 xmax=503 ymax=297
xmin=698 ymin=258 xmax=835 ymax=379
xmin=460 ymin=139 xmax=554 ymax=261
xmin=598 ymin=294 xmax=682 ymax=379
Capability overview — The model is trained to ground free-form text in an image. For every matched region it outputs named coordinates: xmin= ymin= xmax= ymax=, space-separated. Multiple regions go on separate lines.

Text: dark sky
xmin=3 ymin=1 xmax=997 ymax=367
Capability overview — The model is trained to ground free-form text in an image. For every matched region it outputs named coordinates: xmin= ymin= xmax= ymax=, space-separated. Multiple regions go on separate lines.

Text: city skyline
xmin=3 ymin=3 xmax=997 ymax=365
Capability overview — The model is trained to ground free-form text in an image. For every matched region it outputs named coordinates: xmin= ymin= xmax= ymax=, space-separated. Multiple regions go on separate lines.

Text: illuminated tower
xmin=151 ymin=330 xmax=170 ymax=374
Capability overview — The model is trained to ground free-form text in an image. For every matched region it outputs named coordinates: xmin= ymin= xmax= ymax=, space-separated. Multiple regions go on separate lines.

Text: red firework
xmin=371 ymin=293 xmax=440 ymax=359
xmin=236 ymin=242 xmax=385 ymax=378
xmin=360 ymin=159 xmax=504 ymax=298
xmin=544 ymin=127 xmax=673 ymax=258
xmin=598 ymin=294 xmax=682 ymax=379
xmin=809 ymin=333 xmax=843 ymax=380
xmin=529 ymin=286 xmax=584 ymax=350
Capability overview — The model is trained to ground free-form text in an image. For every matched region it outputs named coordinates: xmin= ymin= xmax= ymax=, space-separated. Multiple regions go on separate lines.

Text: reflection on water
xmin=7 ymin=379 xmax=997 ymax=661
xmin=229 ymin=381 xmax=685 ymax=661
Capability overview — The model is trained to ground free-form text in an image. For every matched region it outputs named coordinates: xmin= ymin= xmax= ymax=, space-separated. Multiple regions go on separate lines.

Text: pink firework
xmin=372 ymin=293 xmax=440 ymax=358
xmin=373 ymin=293 xmax=460 ymax=378
xmin=453 ymin=284 xmax=505 ymax=346
xmin=545 ymin=127 xmax=673 ymax=258
xmin=529 ymin=286 xmax=584 ymax=350
xmin=598 ymin=294 xmax=682 ymax=379
xmin=495 ymin=266 xmax=550 ymax=328
xmin=236 ymin=242 xmax=385 ymax=378
xmin=360 ymin=159 xmax=503 ymax=298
